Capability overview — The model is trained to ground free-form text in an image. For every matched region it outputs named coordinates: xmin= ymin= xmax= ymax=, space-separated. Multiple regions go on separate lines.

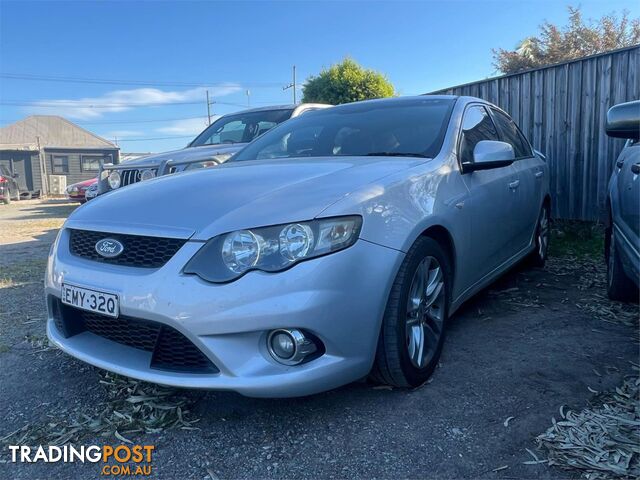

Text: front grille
xmin=120 ymin=168 xmax=157 ymax=187
xmin=69 ymin=229 xmax=187 ymax=268
xmin=52 ymin=299 xmax=218 ymax=374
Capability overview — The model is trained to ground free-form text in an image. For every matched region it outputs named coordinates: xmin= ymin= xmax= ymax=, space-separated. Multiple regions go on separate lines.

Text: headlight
xmin=108 ymin=171 xmax=121 ymax=189
xmin=140 ymin=169 xmax=155 ymax=181
xmin=184 ymin=216 xmax=362 ymax=283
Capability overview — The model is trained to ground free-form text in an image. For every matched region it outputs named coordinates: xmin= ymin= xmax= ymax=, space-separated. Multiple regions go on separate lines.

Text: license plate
xmin=61 ymin=283 xmax=119 ymax=318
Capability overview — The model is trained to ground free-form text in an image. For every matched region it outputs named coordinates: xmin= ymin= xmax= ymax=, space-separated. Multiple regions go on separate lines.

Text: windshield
xmin=189 ymin=109 xmax=294 ymax=147
xmin=232 ymin=98 xmax=456 ymax=162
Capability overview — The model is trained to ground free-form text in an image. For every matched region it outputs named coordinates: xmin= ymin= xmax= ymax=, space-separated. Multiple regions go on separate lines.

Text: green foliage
xmin=302 ymin=58 xmax=395 ymax=105
xmin=493 ymin=6 xmax=640 ymax=74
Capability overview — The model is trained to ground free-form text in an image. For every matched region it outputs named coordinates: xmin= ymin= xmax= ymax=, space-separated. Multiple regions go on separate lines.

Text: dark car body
xmin=605 ymin=100 xmax=640 ymax=301
xmin=0 ymin=164 xmax=20 ymax=204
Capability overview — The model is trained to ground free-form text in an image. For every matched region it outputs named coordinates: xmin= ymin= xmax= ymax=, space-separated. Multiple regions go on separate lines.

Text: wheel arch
xmin=419 ymin=225 xmax=456 ymax=289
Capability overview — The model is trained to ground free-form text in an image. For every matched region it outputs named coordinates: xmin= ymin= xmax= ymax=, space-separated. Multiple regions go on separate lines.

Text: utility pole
xmin=282 ymin=65 xmax=297 ymax=104
xmin=36 ymin=135 xmax=49 ymax=197
xmin=246 ymin=89 xmax=251 ymax=107
xmin=206 ymin=90 xmax=212 ymax=125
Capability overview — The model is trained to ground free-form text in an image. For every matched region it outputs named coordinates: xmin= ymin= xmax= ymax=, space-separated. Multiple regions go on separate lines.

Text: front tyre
xmin=371 ymin=237 xmax=451 ymax=388
xmin=606 ymin=227 xmax=636 ymax=302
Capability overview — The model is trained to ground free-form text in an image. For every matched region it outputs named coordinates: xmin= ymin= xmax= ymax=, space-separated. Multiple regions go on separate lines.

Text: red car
xmin=65 ymin=178 xmax=97 ymax=204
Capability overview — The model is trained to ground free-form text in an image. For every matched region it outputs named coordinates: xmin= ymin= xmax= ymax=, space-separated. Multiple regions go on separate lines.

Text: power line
xmin=111 ymin=135 xmax=196 ymax=142
xmin=0 ymin=72 xmax=285 ymax=88
xmin=80 ymin=115 xmax=208 ymax=125
xmin=0 ymin=99 xmax=248 ymax=108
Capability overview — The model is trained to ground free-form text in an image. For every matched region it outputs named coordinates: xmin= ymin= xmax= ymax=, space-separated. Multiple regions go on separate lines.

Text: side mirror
xmin=462 ymin=140 xmax=515 ymax=173
xmin=606 ymin=100 xmax=640 ymax=140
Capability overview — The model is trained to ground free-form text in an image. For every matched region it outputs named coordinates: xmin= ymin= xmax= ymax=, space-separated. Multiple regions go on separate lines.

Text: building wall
xmin=431 ymin=46 xmax=639 ymax=221
xmin=44 ymin=148 xmax=119 ymax=191
xmin=1 ymin=147 xmax=119 ymax=193
xmin=0 ymin=151 xmax=40 ymax=192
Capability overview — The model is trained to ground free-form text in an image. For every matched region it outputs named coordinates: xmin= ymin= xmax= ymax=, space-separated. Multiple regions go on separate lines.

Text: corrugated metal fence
xmin=431 ymin=45 xmax=640 ymax=221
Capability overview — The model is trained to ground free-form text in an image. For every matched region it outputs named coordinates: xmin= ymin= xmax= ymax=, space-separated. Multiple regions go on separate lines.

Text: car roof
xmin=223 ymin=103 xmax=329 ymax=115
xmin=299 ymin=95 xmax=458 ymax=113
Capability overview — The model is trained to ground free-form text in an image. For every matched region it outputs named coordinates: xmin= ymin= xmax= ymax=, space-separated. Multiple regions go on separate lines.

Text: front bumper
xmin=46 ymin=229 xmax=403 ymax=397
xmin=66 ymin=192 xmax=86 ymax=201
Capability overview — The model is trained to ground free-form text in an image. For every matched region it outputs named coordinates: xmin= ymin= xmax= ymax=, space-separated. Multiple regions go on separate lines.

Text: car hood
xmin=66 ymin=156 xmax=423 ymax=240
xmin=115 ymin=144 xmax=246 ymax=168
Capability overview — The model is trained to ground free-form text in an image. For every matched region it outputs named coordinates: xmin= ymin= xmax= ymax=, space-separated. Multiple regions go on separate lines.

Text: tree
xmin=301 ymin=58 xmax=395 ymax=105
xmin=493 ymin=6 xmax=640 ymax=74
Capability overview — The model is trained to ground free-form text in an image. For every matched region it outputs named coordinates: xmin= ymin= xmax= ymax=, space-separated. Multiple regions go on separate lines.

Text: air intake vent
xmin=69 ymin=229 xmax=187 ymax=268
xmin=51 ymin=300 xmax=218 ymax=374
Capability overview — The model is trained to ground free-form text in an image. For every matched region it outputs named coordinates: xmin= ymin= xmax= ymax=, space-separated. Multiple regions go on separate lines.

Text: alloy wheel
xmin=405 ymin=256 xmax=446 ymax=369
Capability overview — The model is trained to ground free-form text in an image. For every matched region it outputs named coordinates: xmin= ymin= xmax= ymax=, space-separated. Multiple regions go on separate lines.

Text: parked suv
xmin=0 ymin=164 xmax=20 ymax=204
xmin=98 ymin=103 xmax=330 ymax=195
xmin=605 ymin=100 xmax=640 ymax=301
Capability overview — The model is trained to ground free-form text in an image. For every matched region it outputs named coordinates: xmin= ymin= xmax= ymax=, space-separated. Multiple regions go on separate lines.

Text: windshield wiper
xmin=365 ymin=152 xmax=429 ymax=158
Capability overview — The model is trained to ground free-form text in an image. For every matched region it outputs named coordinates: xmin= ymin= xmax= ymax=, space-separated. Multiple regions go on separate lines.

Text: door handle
xmin=508 ymin=180 xmax=520 ymax=190
xmin=534 ymin=171 xmax=544 ymax=179
xmin=632 ymin=163 xmax=640 ymax=175
xmin=616 ymin=159 xmax=625 ymax=169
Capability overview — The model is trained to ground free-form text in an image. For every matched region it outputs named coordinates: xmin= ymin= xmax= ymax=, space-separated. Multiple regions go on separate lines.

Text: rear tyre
xmin=529 ymin=203 xmax=550 ymax=267
xmin=11 ymin=188 xmax=20 ymax=201
xmin=3 ymin=194 xmax=10 ymax=205
xmin=370 ymin=236 xmax=451 ymax=388
xmin=606 ymin=227 xmax=637 ymax=302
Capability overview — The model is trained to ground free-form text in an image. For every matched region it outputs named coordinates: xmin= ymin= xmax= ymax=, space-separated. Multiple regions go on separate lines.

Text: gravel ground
xmin=0 ymin=199 xmax=637 ymax=479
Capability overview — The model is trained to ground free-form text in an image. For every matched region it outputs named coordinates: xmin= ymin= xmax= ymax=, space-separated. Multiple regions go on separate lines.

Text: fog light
xmin=271 ymin=332 xmax=295 ymax=359
xmin=267 ymin=329 xmax=318 ymax=365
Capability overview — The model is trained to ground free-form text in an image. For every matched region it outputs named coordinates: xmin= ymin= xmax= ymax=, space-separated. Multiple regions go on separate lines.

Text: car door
xmin=458 ymin=104 xmax=520 ymax=284
xmin=613 ymin=139 xmax=640 ymax=277
xmin=490 ymin=109 xmax=541 ymax=253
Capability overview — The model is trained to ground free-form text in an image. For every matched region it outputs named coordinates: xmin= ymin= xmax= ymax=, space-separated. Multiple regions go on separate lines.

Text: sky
xmin=0 ymin=0 xmax=637 ymax=153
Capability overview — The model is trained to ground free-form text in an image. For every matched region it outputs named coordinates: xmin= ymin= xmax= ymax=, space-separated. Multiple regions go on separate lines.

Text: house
xmin=0 ymin=115 xmax=120 ymax=195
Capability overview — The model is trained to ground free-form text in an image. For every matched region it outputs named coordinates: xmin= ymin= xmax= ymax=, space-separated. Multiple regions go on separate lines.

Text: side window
xmin=459 ymin=105 xmax=499 ymax=165
xmin=51 ymin=155 xmax=69 ymax=174
xmin=80 ymin=155 xmax=103 ymax=172
xmin=203 ymin=120 xmax=246 ymax=145
xmin=491 ymin=110 xmax=532 ymax=159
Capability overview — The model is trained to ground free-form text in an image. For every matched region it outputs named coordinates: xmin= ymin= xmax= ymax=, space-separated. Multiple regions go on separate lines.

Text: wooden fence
xmin=431 ymin=45 xmax=640 ymax=221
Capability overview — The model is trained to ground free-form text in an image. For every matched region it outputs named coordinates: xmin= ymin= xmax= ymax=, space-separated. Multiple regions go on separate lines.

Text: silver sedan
xmin=45 ymin=96 xmax=550 ymax=397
